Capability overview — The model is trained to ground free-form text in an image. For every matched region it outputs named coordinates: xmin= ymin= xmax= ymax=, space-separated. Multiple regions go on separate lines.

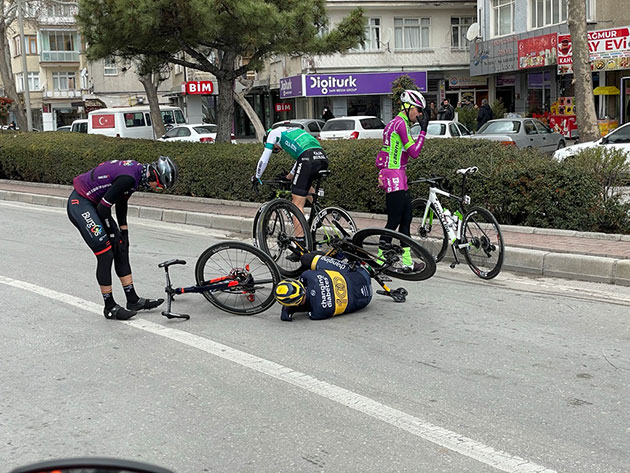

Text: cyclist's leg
xmin=67 ymin=191 xmax=135 ymax=320
xmin=381 ymin=190 xmax=406 ymax=258
xmin=397 ymin=191 xmax=418 ymax=269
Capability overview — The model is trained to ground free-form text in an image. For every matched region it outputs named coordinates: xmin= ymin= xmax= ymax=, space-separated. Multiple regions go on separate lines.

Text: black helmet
xmin=149 ymin=156 xmax=178 ymax=189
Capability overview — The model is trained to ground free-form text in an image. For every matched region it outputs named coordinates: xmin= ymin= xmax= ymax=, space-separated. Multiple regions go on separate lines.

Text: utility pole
xmin=17 ymin=0 xmax=33 ymax=131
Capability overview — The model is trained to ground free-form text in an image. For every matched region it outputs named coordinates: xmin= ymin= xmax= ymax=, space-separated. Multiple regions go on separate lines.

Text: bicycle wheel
xmin=255 ymin=198 xmax=313 ymax=278
xmin=251 ymin=204 xmax=266 ymax=247
xmin=311 ymin=206 xmax=357 ymax=252
xmin=351 ymin=227 xmax=436 ymax=282
xmin=195 ymin=241 xmax=281 ymax=315
xmin=461 ymin=207 xmax=504 ymax=280
xmin=410 ymin=198 xmax=449 ymax=262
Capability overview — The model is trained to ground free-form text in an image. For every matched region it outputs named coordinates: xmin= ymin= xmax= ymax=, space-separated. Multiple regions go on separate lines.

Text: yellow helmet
xmin=274 ymin=279 xmax=306 ymax=306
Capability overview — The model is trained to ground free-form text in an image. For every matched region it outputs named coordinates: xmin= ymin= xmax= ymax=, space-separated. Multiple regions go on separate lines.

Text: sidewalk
xmin=1 ymin=179 xmax=629 ymax=286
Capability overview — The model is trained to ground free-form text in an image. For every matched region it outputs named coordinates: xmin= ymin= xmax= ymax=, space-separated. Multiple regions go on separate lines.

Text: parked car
xmin=410 ymin=120 xmax=473 ymax=140
xmin=56 ymin=125 xmax=72 ymax=132
xmin=319 ymin=116 xmax=385 ymax=140
xmin=70 ymin=119 xmax=88 ymax=133
xmin=157 ymin=124 xmax=236 ymax=144
xmin=554 ymin=122 xmax=630 ymax=162
xmin=271 ymin=119 xmax=326 ymax=138
xmin=468 ymin=117 xmax=565 ymax=153
xmin=88 ymin=105 xmax=186 ymax=139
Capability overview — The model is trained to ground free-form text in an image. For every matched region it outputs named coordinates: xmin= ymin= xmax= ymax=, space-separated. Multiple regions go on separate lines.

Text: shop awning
xmin=593 ymin=86 xmax=620 ymax=95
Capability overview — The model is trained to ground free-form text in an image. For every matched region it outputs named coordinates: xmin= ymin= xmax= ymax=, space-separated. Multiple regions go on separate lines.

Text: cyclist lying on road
xmin=273 ymin=252 xmax=373 ymax=322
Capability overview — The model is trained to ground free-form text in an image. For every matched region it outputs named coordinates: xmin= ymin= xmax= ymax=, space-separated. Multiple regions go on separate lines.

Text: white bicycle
xmin=409 ymin=166 xmax=505 ymax=280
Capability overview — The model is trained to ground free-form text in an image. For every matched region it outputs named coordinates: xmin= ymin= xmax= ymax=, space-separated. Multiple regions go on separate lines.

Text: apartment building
xmin=471 ymin=0 xmax=630 ymax=127
xmin=256 ymin=0 xmax=479 ymax=127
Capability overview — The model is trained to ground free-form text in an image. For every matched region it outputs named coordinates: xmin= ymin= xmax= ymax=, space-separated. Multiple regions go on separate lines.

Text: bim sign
xmin=184 ymin=81 xmax=214 ymax=95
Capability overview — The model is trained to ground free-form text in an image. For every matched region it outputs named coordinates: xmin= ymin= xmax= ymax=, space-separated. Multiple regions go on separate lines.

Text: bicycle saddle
xmin=456 ymin=166 xmax=478 ymax=175
xmin=318 ymin=169 xmax=332 ymax=178
xmin=158 ymin=259 xmax=187 ymax=268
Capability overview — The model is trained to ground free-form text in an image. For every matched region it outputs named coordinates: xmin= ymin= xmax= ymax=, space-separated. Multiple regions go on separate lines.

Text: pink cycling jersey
xmin=375 ymin=112 xmax=426 ymax=193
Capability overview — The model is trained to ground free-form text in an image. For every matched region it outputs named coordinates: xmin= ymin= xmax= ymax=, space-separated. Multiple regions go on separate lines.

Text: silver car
xmin=470 ymin=118 xmax=566 ymax=153
xmin=271 ymin=119 xmax=326 ymax=137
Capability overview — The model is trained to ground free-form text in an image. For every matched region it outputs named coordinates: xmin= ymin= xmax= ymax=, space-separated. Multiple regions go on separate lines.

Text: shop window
xmin=394 ymin=18 xmax=430 ymax=50
xmin=530 ymin=0 xmax=567 ymax=29
xmin=492 ymin=0 xmax=514 ymax=37
xmin=451 ymin=17 xmax=476 ymax=50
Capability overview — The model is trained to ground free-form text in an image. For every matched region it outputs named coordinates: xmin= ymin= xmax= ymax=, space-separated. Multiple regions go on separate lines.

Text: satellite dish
xmin=381 ymin=27 xmax=393 ymax=44
xmin=466 ymin=23 xmax=480 ymax=42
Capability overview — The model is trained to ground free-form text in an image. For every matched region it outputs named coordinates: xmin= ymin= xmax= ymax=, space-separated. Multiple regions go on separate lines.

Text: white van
xmin=71 ymin=119 xmax=88 ymax=133
xmin=87 ymin=105 xmax=186 ymax=139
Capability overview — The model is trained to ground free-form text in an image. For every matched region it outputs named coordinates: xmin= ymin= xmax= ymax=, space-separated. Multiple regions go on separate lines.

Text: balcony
xmin=40 ymin=51 xmax=80 ymax=63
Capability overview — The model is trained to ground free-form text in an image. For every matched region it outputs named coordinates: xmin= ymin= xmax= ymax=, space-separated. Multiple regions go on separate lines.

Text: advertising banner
xmin=279 ymin=75 xmax=303 ymax=99
xmin=518 ymin=33 xmax=557 ymax=69
xmin=558 ymin=26 xmax=630 ymax=74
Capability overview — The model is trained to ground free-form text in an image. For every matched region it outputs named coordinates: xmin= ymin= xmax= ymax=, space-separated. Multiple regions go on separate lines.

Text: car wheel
xmin=556 ymin=140 xmax=566 ymax=150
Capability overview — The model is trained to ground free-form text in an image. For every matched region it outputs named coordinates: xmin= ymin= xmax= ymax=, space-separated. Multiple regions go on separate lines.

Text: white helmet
xmin=400 ymin=90 xmax=426 ymax=110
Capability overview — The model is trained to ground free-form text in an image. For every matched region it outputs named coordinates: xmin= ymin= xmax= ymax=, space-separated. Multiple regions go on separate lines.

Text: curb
xmin=1 ymin=188 xmax=628 ymax=286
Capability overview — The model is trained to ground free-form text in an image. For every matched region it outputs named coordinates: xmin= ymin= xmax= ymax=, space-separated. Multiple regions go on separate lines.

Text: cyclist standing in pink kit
xmin=375 ymin=90 xmax=430 ymax=272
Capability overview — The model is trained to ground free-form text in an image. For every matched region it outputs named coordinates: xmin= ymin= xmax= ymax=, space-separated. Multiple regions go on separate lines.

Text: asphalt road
xmin=1 ymin=201 xmax=629 ymax=473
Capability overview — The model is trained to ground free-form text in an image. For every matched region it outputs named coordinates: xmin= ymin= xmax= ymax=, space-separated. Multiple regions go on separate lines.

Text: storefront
xmin=278 ymin=71 xmax=428 ymax=122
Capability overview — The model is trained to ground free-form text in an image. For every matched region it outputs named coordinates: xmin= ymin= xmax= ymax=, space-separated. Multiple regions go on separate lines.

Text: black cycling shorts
xmin=292 ymin=148 xmax=329 ymax=197
xmin=67 ymin=190 xmax=110 ymax=254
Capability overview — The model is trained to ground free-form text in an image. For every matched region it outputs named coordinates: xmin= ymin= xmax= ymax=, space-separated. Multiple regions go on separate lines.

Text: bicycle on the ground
xmin=252 ymin=168 xmax=356 ymax=276
xmin=409 ymin=166 xmax=504 ymax=280
xmin=257 ymin=211 xmax=437 ymax=302
xmin=158 ymin=241 xmax=282 ymax=320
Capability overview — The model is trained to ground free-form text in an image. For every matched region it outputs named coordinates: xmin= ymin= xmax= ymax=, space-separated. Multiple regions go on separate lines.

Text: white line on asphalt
xmin=0 ymin=274 xmax=557 ymax=473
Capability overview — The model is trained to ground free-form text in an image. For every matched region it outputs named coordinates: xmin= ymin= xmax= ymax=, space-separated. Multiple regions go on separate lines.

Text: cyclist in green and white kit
xmin=252 ymin=126 xmax=329 ymax=251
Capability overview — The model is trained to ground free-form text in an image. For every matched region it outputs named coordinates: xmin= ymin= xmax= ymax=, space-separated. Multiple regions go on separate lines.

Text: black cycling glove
xmin=418 ymin=107 xmax=431 ymax=133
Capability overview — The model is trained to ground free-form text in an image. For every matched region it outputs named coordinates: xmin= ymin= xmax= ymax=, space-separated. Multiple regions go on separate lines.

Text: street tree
xmin=77 ymin=0 xmax=366 ymax=142
xmin=0 ymin=0 xmax=27 ymax=129
xmin=567 ymin=0 xmax=599 ymax=142
xmin=391 ymin=74 xmax=420 ymax=111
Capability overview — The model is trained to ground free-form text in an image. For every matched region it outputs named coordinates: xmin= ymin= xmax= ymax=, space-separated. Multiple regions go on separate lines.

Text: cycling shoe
xmin=126 ymin=297 xmax=165 ymax=311
xmin=399 ymin=261 xmax=426 ymax=273
xmin=104 ymin=304 xmax=137 ymax=320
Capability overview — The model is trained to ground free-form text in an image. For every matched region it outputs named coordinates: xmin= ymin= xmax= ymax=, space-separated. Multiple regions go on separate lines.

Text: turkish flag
xmin=92 ymin=114 xmax=115 ymax=128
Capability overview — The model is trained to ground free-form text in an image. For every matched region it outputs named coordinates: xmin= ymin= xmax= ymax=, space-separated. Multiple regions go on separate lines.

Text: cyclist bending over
xmin=375 ymin=90 xmax=430 ymax=272
xmin=252 ymin=126 xmax=329 ymax=253
xmin=67 ymin=157 xmax=178 ymax=320
xmin=273 ymin=252 xmax=373 ymax=322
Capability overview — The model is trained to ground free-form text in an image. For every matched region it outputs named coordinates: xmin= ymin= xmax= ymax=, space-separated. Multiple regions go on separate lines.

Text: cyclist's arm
xmin=256 ymin=128 xmax=283 ymax=178
xmin=115 ymin=196 xmax=130 ymax=230
xmin=96 ymin=175 xmax=135 ymax=231
xmin=398 ymin=121 xmax=426 ymax=159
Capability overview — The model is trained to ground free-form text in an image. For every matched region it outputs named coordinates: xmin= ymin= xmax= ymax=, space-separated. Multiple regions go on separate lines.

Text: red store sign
xmin=275 ymin=102 xmax=292 ymax=112
xmin=183 ymin=81 xmax=214 ymax=95
xmin=518 ymin=33 xmax=557 ymax=69
xmin=558 ymin=26 xmax=630 ymax=74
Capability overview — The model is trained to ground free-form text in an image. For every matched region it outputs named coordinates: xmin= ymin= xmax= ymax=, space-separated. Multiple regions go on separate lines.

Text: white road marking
xmin=0 ymin=274 xmax=557 ymax=473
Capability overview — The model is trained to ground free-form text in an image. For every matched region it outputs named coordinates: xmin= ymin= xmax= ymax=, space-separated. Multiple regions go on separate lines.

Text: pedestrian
xmin=375 ymin=90 xmax=430 ymax=272
xmin=322 ymin=106 xmax=335 ymax=121
xmin=437 ymin=99 xmax=454 ymax=120
xmin=429 ymin=102 xmax=438 ymax=121
xmin=7 ymin=120 xmax=16 ymax=130
xmin=274 ymin=252 xmax=373 ymax=321
xmin=67 ymin=156 xmax=178 ymax=320
xmin=477 ymin=98 xmax=494 ymax=129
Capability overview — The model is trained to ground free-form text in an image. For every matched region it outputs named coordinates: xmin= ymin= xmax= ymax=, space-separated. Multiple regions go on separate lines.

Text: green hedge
xmin=1 ymin=130 xmax=628 ymax=233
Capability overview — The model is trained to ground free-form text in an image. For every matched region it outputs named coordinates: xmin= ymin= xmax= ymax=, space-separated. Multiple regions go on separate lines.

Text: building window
xmin=12 ymin=35 xmax=37 ymax=56
xmin=530 ymin=0 xmax=567 ymax=28
xmin=360 ymin=18 xmax=381 ymax=51
xmin=15 ymin=72 xmax=40 ymax=92
xmin=586 ymin=0 xmax=596 ymax=21
xmin=492 ymin=0 xmax=514 ymax=36
xmin=47 ymin=31 xmax=75 ymax=51
xmin=451 ymin=17 xmax=476 ymax=49
xmin=52 ymin=71 xmax=76 ymax=90
xmin=47 ymin=0 xmax=77 ymax=17
xmin=394 ymin=17 xmax=431 ymax=50
xmin=104 ymin=57 xmax=118 ymax=75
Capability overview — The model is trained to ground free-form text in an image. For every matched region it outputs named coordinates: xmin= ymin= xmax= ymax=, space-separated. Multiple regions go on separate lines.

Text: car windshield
xmin=194 ymin=125 xmax=217 ymax=134
xmin=427 ymin=123 xmax=446 ymax=136
xmin=322 ymin=120 xmax=355 ymax=131
xmin=478 ymin=121 xmax=521 ymax=134
xmin=606 ymin=124 xmax=630 ymax=143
